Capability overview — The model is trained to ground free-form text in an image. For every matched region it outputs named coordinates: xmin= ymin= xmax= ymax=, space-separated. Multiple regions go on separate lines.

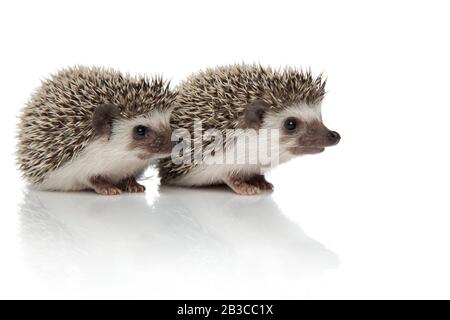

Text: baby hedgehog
xmin=159 ymin=64 xmax=340 ymax=195
xmin=17 ymin=66 xmax=177 ymax=195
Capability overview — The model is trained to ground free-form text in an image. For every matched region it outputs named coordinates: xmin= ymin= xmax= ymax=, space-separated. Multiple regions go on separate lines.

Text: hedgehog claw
xmin=117 ymin=177 xmax=146 ymax=193
xmin=90 ymin=176 xmax=122 ymax=196
xmin=125 ymin=183 xmax=146 ymax=193
xmin=95 ymin=186 xmax=122 ymax=196
xmin=247 ymin=174 xmax=274 ymax=191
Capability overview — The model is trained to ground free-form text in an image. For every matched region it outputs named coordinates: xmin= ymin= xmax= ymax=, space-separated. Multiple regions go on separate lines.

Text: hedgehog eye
xmin=134 ymin=125 xmax=148 ymax=139
xmin=284 ymin=117 xmax=299 ymax=132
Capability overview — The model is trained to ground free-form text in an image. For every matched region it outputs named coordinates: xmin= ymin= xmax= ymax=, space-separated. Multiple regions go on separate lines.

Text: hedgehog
xmin=158 ymin=64 xmax=340 ymax=195
xmin=17 ymin=66 xmax=177 ymax=195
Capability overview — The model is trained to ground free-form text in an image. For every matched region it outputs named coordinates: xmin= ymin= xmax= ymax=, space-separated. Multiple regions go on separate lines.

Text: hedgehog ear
xmin=244 ymin=100 xmax=270 ymax=129
xmin=93 ymin=104 xmax=121 ymax=139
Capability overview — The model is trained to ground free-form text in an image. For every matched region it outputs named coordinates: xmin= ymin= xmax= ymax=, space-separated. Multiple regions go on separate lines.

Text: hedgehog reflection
xmin=19 ymin=188 xmax=339 ymax=293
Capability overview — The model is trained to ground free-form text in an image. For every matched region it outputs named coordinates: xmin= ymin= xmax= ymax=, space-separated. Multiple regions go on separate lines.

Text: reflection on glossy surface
xmin=19 ymin=187 xmax=339 ymax=298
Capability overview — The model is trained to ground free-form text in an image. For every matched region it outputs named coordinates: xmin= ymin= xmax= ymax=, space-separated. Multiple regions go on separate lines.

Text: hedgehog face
xmin=262 ymin=103 xmax=340 ymax=156
xmin=130 ymin=113 xmax=173 ymax=160
xmin=112 ymin=111 xmax=173 ymax=161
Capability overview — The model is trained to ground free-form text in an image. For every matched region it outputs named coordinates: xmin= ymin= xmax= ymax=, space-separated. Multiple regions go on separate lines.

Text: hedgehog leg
xmin=224 ymin=175 xmax=261 ymax=195
xmin=117 ymin=176 xmax=146 ymax=193
xmin=246 ymin=174 xmax=274 ymax=191
xmin=89 ymin=176 xmax=122 ymax=195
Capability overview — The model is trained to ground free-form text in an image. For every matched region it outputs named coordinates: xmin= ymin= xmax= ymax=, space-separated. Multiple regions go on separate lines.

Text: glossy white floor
xmin=1 ymin=1 xmax=449 ymax=299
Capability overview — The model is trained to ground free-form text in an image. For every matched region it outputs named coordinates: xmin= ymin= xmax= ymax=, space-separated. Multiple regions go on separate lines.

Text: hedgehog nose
xmin=327 ymin=130 xmax=341 ymax=145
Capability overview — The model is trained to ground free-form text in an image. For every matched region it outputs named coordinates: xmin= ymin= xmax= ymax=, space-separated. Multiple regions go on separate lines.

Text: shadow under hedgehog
xmin=17 ymin=66 xmax=177 ymax=195
xmin=158 ymin=64 xmax=340 ymax=195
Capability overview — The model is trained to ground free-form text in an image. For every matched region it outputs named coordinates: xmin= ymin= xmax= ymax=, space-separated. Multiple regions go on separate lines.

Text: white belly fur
xmin=38 ymin=138 xmax=152 ymax=191
xmin=168 ymin=145 xmax=266 ymax=187
xmin=168 ymin=140 xmax=295 ymax=187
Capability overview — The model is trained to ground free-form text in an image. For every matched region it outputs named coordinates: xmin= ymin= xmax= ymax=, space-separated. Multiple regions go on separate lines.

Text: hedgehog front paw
xmin=126 ymin=183 xmax=146 ymax=193
xmin=123 ymin=181 xmax=146 ymax=193
xmin=94 ymin=186 xmax=122 ymax=196
xmin=117 ymin=177 xmax=146 ymax=193
xmin=225 ymin=176 xmax=261 ymax=196
xmin=90 ymin=175 xmax=122 ymax=196
xmin=247 ymin=174 xmax=274 ymax=191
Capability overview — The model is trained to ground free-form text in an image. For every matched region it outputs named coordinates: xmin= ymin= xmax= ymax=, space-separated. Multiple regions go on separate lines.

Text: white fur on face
xmin=38 ymin=111 xmax=171 ymax=191
xmin=262 ymin=103 xmax=322 ymax=129
xmin=262 ymin=103 xmax=323 ymax=163
xmin=113 ymin=111 xmax=171 ymax=138
xmin=144 ymin=109 xmax=172 ymax=132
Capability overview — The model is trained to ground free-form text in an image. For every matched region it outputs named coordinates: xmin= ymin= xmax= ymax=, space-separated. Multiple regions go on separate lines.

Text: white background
xmin=0 ymin=0 xmax=449 ymax=299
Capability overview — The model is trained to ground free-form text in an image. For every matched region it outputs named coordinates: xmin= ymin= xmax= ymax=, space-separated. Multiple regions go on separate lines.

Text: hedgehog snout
xmin=295 ymin=122 xmax=340 ymax=149
xmin=327 ymin=130 xmax=340 ymax=146
xmin=151 ymin=130 xmax=173 ymax=154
